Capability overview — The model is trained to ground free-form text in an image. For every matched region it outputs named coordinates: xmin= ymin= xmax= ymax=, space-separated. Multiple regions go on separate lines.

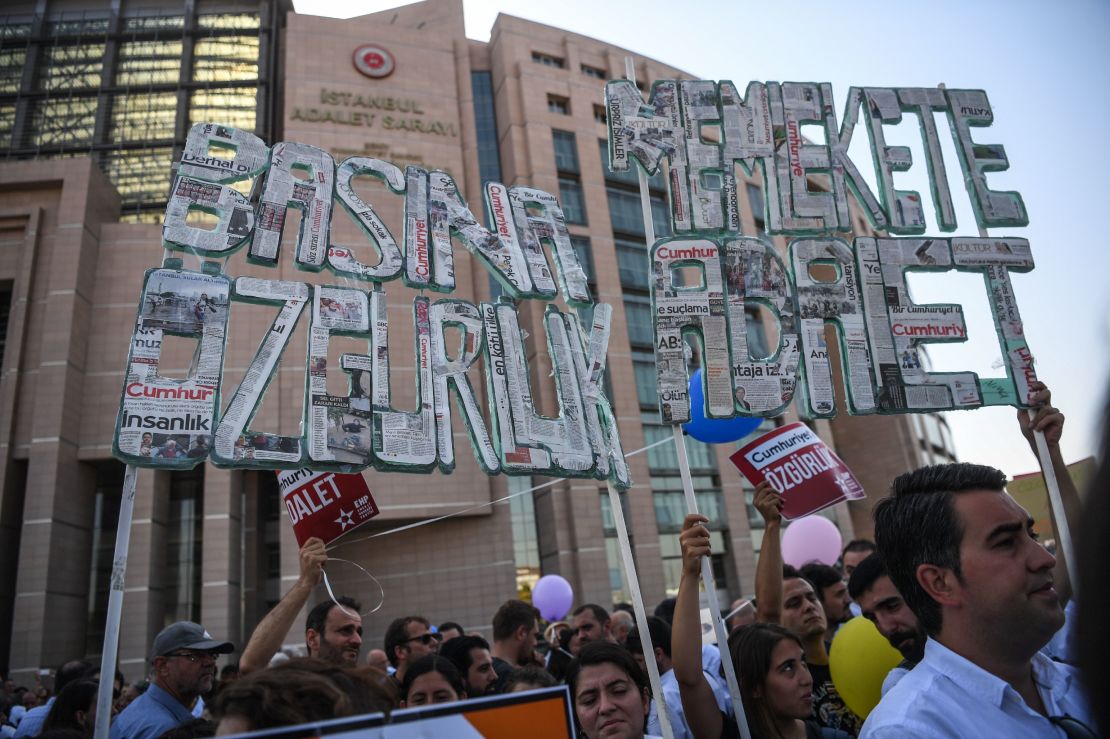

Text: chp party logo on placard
xmin=353 ymin=44 xmax=395 ymax=79
xmin=277 ymin=469 xmax=380 ymax=546
xmin=729 ymin=422 xmax=865 ymax=520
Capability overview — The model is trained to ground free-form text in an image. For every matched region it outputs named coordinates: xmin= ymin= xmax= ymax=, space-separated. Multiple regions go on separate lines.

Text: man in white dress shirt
xmin=862 ymin=462 xmax=1093 ymax=738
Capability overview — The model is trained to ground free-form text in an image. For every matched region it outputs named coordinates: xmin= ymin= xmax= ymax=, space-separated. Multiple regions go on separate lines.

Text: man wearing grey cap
xmin=110 ymin=621 xmax=233 ymax=739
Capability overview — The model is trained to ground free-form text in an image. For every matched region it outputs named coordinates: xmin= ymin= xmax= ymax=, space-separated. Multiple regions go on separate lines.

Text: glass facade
xmin=85 ymin=460 xmax=124 ymax=659
xmin=470 ymin=71 xmax=502 ymax=187
xmin=165 ymin=468 xmax=204 ymax=625
xmin=599 ymin=490 xmax=632 ymax=604
xmin=0 ymin=2 xmax=283 ymax=220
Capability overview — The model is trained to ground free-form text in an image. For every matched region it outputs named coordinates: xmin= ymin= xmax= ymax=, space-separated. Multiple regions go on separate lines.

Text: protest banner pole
xmin=605 ymin=482 xmax=675 ymax=739
xmin=625 ymin=57 xmax=750 ymax=739
xmin=960 ymin=166 xmax=1074 ymax=586
xmin=938 ymin=77 xmax=1076 ymax=586
xmin=94 ymin=464 xmax=139 ymax=739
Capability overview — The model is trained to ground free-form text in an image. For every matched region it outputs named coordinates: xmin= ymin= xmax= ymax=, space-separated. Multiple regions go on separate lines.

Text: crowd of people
xmin=1 ymin=382 xmax=1102 ymax=738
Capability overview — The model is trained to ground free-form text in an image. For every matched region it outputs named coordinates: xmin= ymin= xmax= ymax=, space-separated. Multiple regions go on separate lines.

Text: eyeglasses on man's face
xmin=403 ymin=633 xmax=442 ymax=646
xmin=164 ymin=650 xmax=219 ymax=663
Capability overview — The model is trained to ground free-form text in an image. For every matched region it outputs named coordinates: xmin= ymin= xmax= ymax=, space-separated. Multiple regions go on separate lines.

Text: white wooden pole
xmin=94 ymin=464 xmax=139 ymax=739
xmin=624 ymin=57 xmax=751 ymax=739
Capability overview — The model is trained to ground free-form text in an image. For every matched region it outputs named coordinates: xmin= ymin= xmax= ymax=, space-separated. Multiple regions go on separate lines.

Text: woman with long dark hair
xmin=41 ymin=680 xmax=99 ymax=737
xmin=672 ymin=514 xmax=851 ymax=739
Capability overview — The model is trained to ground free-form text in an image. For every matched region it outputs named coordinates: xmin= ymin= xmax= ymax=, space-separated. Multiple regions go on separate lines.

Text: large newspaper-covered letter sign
xmin=605 ymin=80 xmax=687 ymax=227
xmin=896 ymin=88 xmax=958 ymax=232
xmin=858 ymin=236 xmax=1037 ymax=411
xmin=505 ymin=185 xmax=591 ymax=306
xmin=429 ymin=300 xmax=499 ymax=475
xmin=945 ymin=89 xmax=1028 ymax=228
xmin=481 ymin=301 xmax=594 ymax=478
xmin=570 ymin=304 xmax=631 ymax=489
xmin=767 ymin=83 xmax=837 ymax=234
xmin=410 ymin=171 xmax=535 ymax=297
xmin=860 ymin=88 xmax=927 ymax=235
xmin=722 ymin=237 xmax=799 ymax=416
xmin=650 ymin=238 xmax=732 ymax=424
xmin=789 ymin=239 xmax=876 ymax=417
xmin=306 ymin=286 xmax=372 ymax=471
xmin=164 ymin=123 xmax=268 ymax=255
xmin=858 ymin=238 xmax=981 ymax=411
xmin=718 ymin=80 xmax=774 ymax=231
xmin=329 ymin=157 xmax=405 ymax=282
xmin=212 ymin=277 xmax=309 ymax=468
xmin=369 ymin=295 xmax=436 ymax=471
xmin=114 ymin=265 xmax=230 ymax=467
xmin=950 ymin=237 xmax=1038 ymax=406
xmin=251 ymin=142 xmax=335 ymax=268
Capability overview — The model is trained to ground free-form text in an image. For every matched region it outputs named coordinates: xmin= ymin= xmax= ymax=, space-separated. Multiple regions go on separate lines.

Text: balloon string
xmin=323 ymin=557 xmax=386 ymax=618
xmin=325 ymin=436 xmax=672 ymax=553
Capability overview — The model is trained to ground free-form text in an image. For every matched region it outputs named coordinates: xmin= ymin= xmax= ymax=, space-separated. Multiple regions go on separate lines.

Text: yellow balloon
xmin=829 ymin=616 xmax=904 ymax=720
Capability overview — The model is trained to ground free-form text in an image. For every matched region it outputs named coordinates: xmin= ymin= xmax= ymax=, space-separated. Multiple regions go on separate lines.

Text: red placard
xmin=277 ymin=470 xmax=379 ymax=546
xmin=729 ymin=422 xmax=865 ymax=520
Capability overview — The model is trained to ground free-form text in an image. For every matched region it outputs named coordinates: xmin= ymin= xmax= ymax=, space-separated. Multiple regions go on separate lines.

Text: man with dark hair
xmin=571 ymin=604 xmax=613 ymax=651
xmin=383 ymin=616 xmax=439 ymax=688
xmin=863 ymin=446 xmax=1089 ymax=738
xmin=627 ymin=616 xmax=721 ymax=739
xmin=490 ymin=600 xmax=540 ymax=691
xmin=13 ymin=660 xmax=94 ymax=739
xmin=754 ymin=482 xmax=860 ymax=736
xmin=112 ymin=621 xmax=234 ymax=739
xmin=800 ymin=562 xmax=852 ymax=646
xmin=847 ymin=552 xmax=925 ymax=695
xmin=841 ymin=539 xmax=876 ymax=578
xmin=439 ymin=635 xmax=497 ymax=697
xmin=239 ymin=538 xmax=364 ymax=673
xmin=436 ymin=622 xmax=464 ymax=642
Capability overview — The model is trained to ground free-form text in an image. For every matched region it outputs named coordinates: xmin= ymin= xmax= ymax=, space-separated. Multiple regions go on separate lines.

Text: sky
xmin=292 ymin=0 xmax=1110 ymax=480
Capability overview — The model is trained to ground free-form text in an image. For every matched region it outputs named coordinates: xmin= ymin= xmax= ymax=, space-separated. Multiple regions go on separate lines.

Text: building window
xmin=641 ymin=416 xmax=717 ymax=470
xmin=532 ymin=52 xmax=565 ymax=69
xmin=570 ymin=236 xmax=595 ymax=285
xmin=623 ymin=295 xmax=653 ymax=347
xmin=599 ymin=491 xmax=633 ymax=604
xmin=510 ymin=477 xmax=542 ymax=600
xmin=85 ymin=461 xmax=125 ymax=659
xmin=632 ymin=351 xmax=658 ymax=409
xmin=581 ymin=64 xmax=607 ymax=79
xmin=606 ymin=187 xmax=671 ymax=238
xmin=471 ymin=71 xmax=503 ymax=187
xmin=653 ymin=476 xmax=729 ymax=596
xmin=552 ymin=130 xmax=580 ymax=173
xmin=593 ymin=105 xmax=607 ymax=125
xmin=746 ymin=183 xmax=766 ymax=231
xmin=558 ymin=178 xmax=587 ymax=224
xmin=597 ymin=139 xmax=666 ymax=190
xmin=616 ymin=238 xmax=650 ymax=290
xmin=547 ymin=94 xmax=570 ymax=115
xmin=165 ymin=468 xmax=204 ymax=625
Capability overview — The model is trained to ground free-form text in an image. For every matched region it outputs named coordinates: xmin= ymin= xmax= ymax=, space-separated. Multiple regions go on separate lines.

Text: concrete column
xmin=200 ymin=467 xmax=243 ymax=649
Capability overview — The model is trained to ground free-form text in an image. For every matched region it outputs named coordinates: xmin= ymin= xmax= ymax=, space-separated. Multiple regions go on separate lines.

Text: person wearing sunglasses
xmin=383 ymin=616 xmax=441 ymax=693
xmin=111 ymin=621 xmax=233 ymax=739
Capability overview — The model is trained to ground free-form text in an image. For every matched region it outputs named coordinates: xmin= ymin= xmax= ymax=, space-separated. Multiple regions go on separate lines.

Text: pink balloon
xmin=531 ymin=575 xmax=574 ymax=621
xmin=781 ymin=515 xmax=843 ymax=568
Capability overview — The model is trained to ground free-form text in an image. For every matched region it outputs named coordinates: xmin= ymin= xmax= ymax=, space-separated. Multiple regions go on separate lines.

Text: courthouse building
xmin=0 ymin=0 xmax=955 ymax=681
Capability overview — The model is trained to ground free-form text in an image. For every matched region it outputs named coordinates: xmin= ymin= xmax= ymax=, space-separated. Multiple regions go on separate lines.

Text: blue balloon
xmin=682 ymin=368 xmax=763 ymax=443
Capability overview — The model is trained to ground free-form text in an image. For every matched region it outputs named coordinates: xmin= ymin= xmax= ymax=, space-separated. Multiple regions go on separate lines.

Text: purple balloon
xmin=781 ymin=515 xmax=843 ymax=568
xmin=531 ymin=574 xmax=574 ymax=621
